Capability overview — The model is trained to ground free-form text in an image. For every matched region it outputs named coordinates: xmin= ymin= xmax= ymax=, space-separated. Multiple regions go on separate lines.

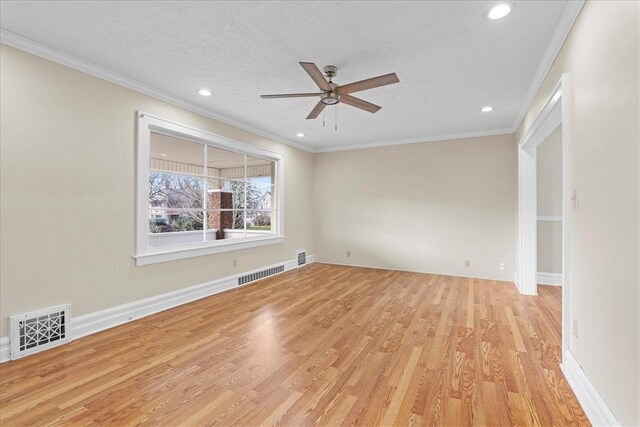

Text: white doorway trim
xmin=517 ymin=74 xmax=572 ymax=359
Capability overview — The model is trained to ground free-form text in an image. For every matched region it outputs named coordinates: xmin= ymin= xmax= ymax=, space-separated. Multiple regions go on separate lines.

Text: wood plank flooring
xmin=0 ymin=264 xmax=588 ymax=426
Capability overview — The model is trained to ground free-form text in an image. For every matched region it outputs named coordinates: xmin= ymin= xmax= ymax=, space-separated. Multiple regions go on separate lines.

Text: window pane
xmin=207 ymin=146 xmax=245 ymax=178
xmin=149 ymin=172 xmax=203 ymax=210
xmin=231 ymin=210 xmax=245 ymax=230
xmin=246 ymin=156 xmax=275 ymax=185
xmin=206 ymin=178 xmax=245 ymax=210
xmin=218 ymin=210 xmax=246 ymax=240
xmin=247 ymin=176 xmax=274 ymax=186
xmin=246 ymin=210 xmax=272 ymax=234
xmin=149 ymin=210 xmax=204 ymax=233
xmin=245 ymin=181 xmax=273 ymax=211
xmin=148 ymin=210 xmax=204 ymax=247
xmin=205 ymin=210 xmax=236 ymax=242
xmin=150 ymin=132 xmax=204 ymax=174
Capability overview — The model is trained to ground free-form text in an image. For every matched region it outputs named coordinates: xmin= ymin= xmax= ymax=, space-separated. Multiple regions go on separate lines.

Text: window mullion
xmin=202 ymin=144 xmax=207 ymax=242
xmin=243 ymin=154 xmax=247 ymax=238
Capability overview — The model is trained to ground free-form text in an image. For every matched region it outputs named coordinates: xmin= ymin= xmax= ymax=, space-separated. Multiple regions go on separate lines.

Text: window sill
xmin=134 ymin=235 xmax=285 ymax=266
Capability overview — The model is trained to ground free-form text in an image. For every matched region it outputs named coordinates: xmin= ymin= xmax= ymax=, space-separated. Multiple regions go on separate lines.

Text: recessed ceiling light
xmin=481 ymin=106 xmax=494 ymax=112
xmin=296 ymin=133 xmax=305 ymax=138
xmin=160 ymin=153 xmax=168 ymax=157
xmin=198 ymin=89 xmax=212 ymax=97
xmin=486 ymin=3 xmax=511 ymax=20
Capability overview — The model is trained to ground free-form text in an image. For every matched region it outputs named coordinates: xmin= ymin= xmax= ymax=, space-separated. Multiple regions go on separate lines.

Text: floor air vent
xmin=10 ymin=304 xmax=71 ymax=360
xmin=238 ymin=265 xmax=284 ymax=285
xmin=296 ymin=250 xmax=307 ymax=266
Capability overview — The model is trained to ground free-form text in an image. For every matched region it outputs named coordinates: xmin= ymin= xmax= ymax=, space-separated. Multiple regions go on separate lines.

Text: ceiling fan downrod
xmin=323 ymin=65 xmax=337 ymax=82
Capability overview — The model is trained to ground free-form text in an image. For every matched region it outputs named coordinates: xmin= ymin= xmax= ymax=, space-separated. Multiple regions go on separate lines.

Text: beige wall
xmin=313 ymin=134 xmax=517 ymax=281
xmin=516 ymin=1 xmax=639 ymax=424
xmin=0 ymin=45 xmax=315 ymax=337
xmin=537 ymin=221 xmax=562 ymax=274
xmin=537 ymin=125 xmax=563 ymax=216
xmin=537 ymin=125 xmax=563 ymax=274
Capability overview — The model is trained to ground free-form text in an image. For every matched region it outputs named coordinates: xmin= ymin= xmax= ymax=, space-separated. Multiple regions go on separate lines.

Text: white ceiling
xmin=0 ymin=1 xmax=573 ymax=151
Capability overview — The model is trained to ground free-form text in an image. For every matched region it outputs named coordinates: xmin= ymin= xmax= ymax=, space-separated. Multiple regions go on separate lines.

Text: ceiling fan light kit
xmin=321 ymin=92 xmax=340 ymax=105
xmin=261 ymin=62 xmax=399 ymax=121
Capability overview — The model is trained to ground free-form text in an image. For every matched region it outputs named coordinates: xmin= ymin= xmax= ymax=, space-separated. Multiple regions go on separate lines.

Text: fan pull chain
xmin=335 ymin=104 xmax=338 ymax=131
xmin=322 ymin=108 xmax=326 ymax=128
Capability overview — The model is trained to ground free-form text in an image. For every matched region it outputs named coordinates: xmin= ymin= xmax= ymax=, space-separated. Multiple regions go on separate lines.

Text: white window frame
xmin=134 ymin=112 xmax=284 ymax=266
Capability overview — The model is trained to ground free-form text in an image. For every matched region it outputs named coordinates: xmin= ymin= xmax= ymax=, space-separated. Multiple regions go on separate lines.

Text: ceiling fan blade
xmin=340 ymin=94 xmax=382 ymax=113
xmin=299 ymin=62 xmax=332 ymax=91
xmin=306 ymin=101 xmax=326 ymax=119
xmin=260 ymin=93 xmax=321 ymax=99
xmin=337 ymin=73 xmax=399 ymax=94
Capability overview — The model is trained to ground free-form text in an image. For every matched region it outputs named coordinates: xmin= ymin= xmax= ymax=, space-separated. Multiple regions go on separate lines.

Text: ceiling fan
xmin=260 ymin=62 xmax=399 ymax=119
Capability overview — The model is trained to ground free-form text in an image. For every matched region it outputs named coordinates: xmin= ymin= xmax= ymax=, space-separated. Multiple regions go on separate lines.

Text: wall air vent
xmin=238 ymin=265 xmax=284 ymax=286
xmin=296 ymin=250 xmax=307 ymax=266
xmin=10 ymin=304 xmax=71 ymax=360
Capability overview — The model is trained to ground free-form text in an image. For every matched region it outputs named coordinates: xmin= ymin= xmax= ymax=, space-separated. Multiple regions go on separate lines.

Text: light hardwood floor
xmin=0 ymin=263 xmax=588 ymax=426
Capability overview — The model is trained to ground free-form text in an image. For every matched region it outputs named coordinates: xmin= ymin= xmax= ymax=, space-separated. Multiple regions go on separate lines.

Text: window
xmin=135 ymin=113 xmax=283 ymax=265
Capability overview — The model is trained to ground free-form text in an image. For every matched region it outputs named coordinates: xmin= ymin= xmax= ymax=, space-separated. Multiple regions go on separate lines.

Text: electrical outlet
xmin=465 ymin=260 xmax=470 ymax=267
xmin=346 ymin=251 xmax=351 ymax=258
xmin=573 ymin=319 xmax=579 ymax=338
xmin=499 ymin=262 xmax=506 ymax=271
xmin=233 ymin=259 xmax=238 ymax=268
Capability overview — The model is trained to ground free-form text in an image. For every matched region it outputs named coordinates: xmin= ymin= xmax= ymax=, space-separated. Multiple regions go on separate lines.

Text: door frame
xmin=517 ymin=74 xmax=573 ymax=360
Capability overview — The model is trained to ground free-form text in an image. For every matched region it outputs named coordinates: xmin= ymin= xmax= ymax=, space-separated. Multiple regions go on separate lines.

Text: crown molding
xmin=0 ymin=29 xmax=515 ymax=154
xmin=313 ymin=127 xmax=515 ymax=153
xmin=2 ymin=1 xmax=580 ymax=156
xmin=511 ymin=0 xmax=585 ymax=133
xmin=0 ymin=29 xmax=315 ymax=153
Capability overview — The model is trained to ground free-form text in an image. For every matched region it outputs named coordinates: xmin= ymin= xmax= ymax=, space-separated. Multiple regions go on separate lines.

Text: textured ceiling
xmin=0 ymin=1 xmax=569 ymax=151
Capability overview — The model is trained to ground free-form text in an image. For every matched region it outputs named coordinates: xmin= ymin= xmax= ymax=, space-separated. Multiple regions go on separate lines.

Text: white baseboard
xmin=315 ymin=260 xmax=512 ymax=282
xmin=71 ymin=275 xmax=240 ymax=340
xmin=561 ymin=351 xmax=620 ymax=426
xmin=537 ymin=272 xmax=563 ymax=286
xmin=0 ymin=337 xmax=9 ymax=363
xmin=0 ymin=255 xmax=314 ymax=363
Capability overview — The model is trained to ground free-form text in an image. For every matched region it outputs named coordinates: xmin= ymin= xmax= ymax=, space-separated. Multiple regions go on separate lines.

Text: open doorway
xmin=537 ymin=125 xmax=563 ymax=287
xmin=518 ymin=74 xmax=572 ymax=362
